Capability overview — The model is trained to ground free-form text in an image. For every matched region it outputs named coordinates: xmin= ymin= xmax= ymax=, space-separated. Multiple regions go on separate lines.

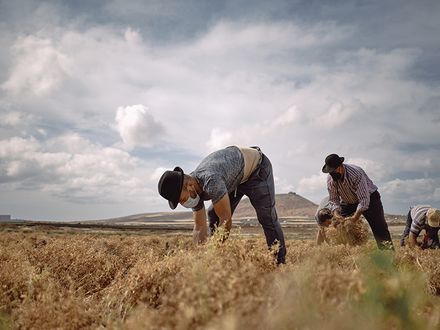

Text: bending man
xmin=401 ymin=205 xmax=440 ymax=249
xmin=322 ymin=153 xmax=394 ymax=250
xmin=158 ymin=146 xmax=286 ymax=264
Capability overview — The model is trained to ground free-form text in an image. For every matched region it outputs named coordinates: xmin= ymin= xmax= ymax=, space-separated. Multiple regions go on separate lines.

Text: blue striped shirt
xmin=409 ymin=205 xmax=431 ymax=236
xmin=327 ymin=164 xmax=378 ymax=213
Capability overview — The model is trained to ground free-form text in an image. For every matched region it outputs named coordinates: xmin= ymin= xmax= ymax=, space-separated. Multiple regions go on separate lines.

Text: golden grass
xmin=1 ymin=229 xmax=440 ymax=329
xmin=326 ymin=217 xmax=370 ymax=246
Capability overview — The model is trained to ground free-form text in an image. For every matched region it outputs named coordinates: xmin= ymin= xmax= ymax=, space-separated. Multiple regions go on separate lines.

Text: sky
xmin=0 ymin=0 xmax=439 ymax=220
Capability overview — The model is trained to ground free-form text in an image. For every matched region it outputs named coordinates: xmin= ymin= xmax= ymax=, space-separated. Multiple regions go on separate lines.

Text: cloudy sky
xmin=0 ymin=0 xmax=439 ymax=220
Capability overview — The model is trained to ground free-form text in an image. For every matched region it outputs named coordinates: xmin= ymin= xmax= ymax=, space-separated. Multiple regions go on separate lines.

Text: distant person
xmin=315 ymin=196 xmax=333 ymax=245
xmin=157 ymin=146 xmax=286 ymax=264
xmin=322 ymin=153 xmax=394 ymax=250
xmin=400 ymin=206 xmax=440 ymax=249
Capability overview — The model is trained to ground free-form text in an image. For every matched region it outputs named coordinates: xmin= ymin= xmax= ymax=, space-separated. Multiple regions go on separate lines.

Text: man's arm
xmin=347 ymin=209 xmax=364 ymax=222
xmin=407 ymin=232 xmax=419 ymax=248
xmin=327 ymin=177 xmax=341 ymax=215
xmin=213 ymin=193 xmax=232 ymax=240
xmin=316 ymin=227 xmax=327 ymax=245
xmin=193 ymin=206 xmax=208 ymax=244
xmin=350 ymin=174 xmax=370 ymax=221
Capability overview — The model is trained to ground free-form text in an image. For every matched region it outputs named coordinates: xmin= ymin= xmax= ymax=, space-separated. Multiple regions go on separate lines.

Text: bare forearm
xmin=316 ymin=229 xmax=325 ymax=245
xmin=352 ymin=209 xmax=363 ymax=220
xmin=212 ymin=194 xmax=233 ymax=241
xmin=193 ymin=209 xmax=208 ymax=244
xmin=408 ymin=233 xmax=417 ymax=248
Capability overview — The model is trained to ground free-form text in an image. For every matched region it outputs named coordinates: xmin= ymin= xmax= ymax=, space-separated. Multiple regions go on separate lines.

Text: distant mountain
xmin=91 ymin=192 xmax=318 ymax=224
xmin=233 ymin=192 xmax=318 ymax=218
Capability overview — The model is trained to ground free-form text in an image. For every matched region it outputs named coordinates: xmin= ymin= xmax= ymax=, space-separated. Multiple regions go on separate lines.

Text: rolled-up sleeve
xmin=355 ymin=174 xmax=370 ymax=212
xmin=327 ymin=176 xmax=340 ymax=212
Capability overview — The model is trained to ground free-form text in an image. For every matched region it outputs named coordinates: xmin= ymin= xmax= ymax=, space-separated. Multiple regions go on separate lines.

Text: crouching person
xmin=157 ymin=146 xmax=286 ymax=264
xmin=401 ymin=206 xmax=440 ymax=249
xmin=315 ymin=197 xmax=333 ymax=245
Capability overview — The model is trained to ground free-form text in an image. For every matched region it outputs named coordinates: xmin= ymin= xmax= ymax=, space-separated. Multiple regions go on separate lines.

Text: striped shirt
xmin=327 ymin=164 xmax=378 ymax=213
xmin=410 ymin=205 xmax=431 ymax=236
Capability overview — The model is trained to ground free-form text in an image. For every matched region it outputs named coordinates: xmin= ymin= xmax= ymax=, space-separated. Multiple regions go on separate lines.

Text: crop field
xmin=1 ymin=225 xmax=440 ymax=330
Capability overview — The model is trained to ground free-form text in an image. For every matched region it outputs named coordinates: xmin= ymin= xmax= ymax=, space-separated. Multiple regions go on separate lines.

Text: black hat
xmin=158 ymin=167 xmax=184 ymax=209
xmin=322 ymin=154 xmax=344 ymax=173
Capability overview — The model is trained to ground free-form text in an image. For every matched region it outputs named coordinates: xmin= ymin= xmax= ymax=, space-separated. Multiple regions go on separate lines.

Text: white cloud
xmin=381 ymin=178 xmax=438 ymax=204
xmin=0 ymin=134 xmax=154 ymax=203
xmin=150 ymin=167 xmax=168 ymax=181
xmin=124 ymin=27 xmax=142 ymax=46
xmin=316 ymin=101 xmax=357 ymax=127
xmin=0 ymin=111 xmax=32 ymax=126
xmin=1 ymin=35 xmax=71 ymax=96
xmin=192 ymin=21 xmax=351 ymax=56
xmin=206 ymin=106 xmax=302 ymax=152
xmin=296 ymin=173 xmax=327 ymax=197
xmin=270 ymin=106 xmax=300 ymax=129
xmin=345 ymin=157 xmax=386 ymax=181
xmin=206 ymin=128 xmax=234 ymax=152
xmin=115 ymin=104 xmax=164 ymax=149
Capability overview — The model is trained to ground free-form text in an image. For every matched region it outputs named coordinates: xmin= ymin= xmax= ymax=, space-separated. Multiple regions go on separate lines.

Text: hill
xmin=93 ymin=192 xmax=318 ymax=225
xmin=233 ymin=192 xmax=317 ymax=218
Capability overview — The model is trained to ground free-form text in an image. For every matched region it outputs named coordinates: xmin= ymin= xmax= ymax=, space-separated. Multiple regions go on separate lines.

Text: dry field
xmin=1 ymin=225 xmax=440 ymax=330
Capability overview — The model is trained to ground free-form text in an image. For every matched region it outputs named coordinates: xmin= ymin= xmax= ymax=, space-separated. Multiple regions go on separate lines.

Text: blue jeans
xmin=207 ymin=152 xmax=286 ymax=264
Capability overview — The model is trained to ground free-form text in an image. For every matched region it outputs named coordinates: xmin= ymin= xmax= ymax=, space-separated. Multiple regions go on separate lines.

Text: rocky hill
xmin=233 ymin=192 xmax=317 ymax=218
xmin=93 ymin=192 xmax=318 ymax=224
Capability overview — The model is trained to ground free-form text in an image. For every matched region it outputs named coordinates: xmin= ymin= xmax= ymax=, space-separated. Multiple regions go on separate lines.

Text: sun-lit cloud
xmin=0 ymin=134 xmax=154 ymax=204
xmin=115 ymin=104 xmax=164 ymax=150
xmin=1 ymin=35 xmax=72 ymax=96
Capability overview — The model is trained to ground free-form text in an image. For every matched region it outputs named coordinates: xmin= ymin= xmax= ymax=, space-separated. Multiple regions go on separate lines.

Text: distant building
xmin=0 ymin=215 xmax=11 ymax=222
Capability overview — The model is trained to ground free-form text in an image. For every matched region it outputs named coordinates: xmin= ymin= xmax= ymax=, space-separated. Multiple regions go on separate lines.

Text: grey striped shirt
xmin=410 ymin=205 xmax=431 ymax=236
xmin=327 ymin=164 xmax=378 ymax=213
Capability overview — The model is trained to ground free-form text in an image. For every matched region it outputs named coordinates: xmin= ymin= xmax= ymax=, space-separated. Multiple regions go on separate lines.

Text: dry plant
xmin=326 ymin=217 xmax=370 ymax=246
xmin=1 ymin=228 xmax=440 ymax=330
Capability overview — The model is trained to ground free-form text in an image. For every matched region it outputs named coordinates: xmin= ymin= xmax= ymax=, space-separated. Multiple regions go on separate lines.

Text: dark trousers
xmin=340 ymin=191 xmax=394 ymax=250
xmin=401 ymin=209 xmax=440 ymax=248
xmin=207 ymin=153 xmax=286 ymax=264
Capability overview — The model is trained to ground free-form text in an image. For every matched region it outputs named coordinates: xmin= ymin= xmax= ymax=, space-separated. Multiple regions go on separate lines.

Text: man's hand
xmin=316 ymin=227 xmax=328 ymax=245
xmin=193 ymin=207 xmax=208 ymax=244
xmin=346 ymin=209 xmax=363 ymax=222
xmin=213 ymin=194 xmax=233 ymax=241
xmin=407 ymin=232 xmax=419 ymax=249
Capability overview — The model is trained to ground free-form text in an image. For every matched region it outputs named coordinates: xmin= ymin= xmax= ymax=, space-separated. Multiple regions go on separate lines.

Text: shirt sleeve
xmin=327 ymin=176 xmax=340 ymax=212
xmin=203 ymin=176 xmax=228 ymax=205
xmin=355 ymin=172 xmax=371 ymax=212
xmin=410 ymin=215 xmax=425 ymax=237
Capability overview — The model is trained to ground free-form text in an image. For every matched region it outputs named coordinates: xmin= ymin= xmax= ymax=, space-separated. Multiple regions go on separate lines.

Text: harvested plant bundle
xmin=326 ymin=217 xmax=369 ymax=246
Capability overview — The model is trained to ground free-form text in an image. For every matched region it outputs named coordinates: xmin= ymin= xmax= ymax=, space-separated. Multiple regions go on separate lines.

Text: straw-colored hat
xmin=427 ymin=208 xmax=440 ymax=228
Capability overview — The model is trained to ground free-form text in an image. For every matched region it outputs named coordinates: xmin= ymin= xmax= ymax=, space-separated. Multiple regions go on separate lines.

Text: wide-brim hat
xmin=322 ymin=154 xmax=345 ymax=173
xmin=157 ymin=166 xmax=184 ymax=209
xmin=427 ymin=208 xmax=440 ymax=228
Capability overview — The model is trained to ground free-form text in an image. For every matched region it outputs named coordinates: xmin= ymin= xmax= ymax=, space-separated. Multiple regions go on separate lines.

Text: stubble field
xmin=1 ymin=225 xmax=440 ymax=330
